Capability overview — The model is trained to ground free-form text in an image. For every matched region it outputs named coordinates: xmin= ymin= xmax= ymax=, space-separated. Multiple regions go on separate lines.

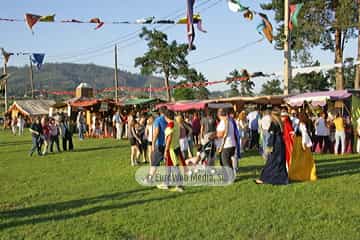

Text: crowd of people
xmin=125 ymin=105 xmax=360 ymax=191
xmin=6 ymin=103 xmax=359 ymax=190
xmin=29 ymin=115 xmax=74 ymax=156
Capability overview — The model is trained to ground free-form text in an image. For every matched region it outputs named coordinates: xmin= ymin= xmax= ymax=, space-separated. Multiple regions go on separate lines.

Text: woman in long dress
xmin=288 ymin=113 xmax=317 ymax=181
xmin=281 ymin=112 xmax=294 ymax=170
xmin=255 ymin=112 xmax=288 ymax=185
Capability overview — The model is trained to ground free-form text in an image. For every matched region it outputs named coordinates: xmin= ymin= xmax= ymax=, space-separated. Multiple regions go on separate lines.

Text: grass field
xmin=0 ymin=130 xmax=359 ymax=240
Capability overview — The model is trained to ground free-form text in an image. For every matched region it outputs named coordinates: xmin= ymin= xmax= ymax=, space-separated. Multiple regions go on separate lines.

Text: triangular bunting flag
xmin=25 ymin=13 xmax=41 ymax=33
xmin=39 ymin=14 xmax=55 ymax=22
xmin=178 ymin=14 xmax=207 ymax=33
xmin=289 ymin=3 xmax=304 ymax=31
xmin=90 ymin=18 xmax=104 ymax=30
xmin=258 ymin=13 xmax=273 ymax=43
xmin=31 ymin=53 xmax=45 ymax=70
xmin=135 ymin=16 xmax=155 ymax=24
xmin=186 ymin=0 xmax=196 ymax=50
xmin=227 ymin=0 xmax=248 ymax=12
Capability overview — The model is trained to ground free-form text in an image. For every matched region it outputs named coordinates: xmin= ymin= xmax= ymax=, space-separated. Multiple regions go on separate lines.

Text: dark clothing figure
xmin=260 ymin=122 xmax=289 ymax=185
xmin=29 ymin=122 xmax=43 ymax=156
xmin=50 ymin=135 xmax=61 ymax=152
xmin=61 ymin=121 xmax=74 ymax=151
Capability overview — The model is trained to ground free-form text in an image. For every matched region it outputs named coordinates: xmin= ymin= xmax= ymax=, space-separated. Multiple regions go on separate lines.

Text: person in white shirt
xmin=11 ymin=117 xmax=17 ymax=135
xmin=290 ymin=109 xmax=300 ymax=131
xmin=112 ymin=110 xmax=122 ymax=140
xmin=216 ymin=108 xmax=237 ymax=181
xmin=260 ymin=110 xmax=272 ymax=159
xmin=145 ymin=115 xmax=154 ymax=165
xmin=17 ymin=115 xmax=25 ymax=136
xmin=247 ymin=109 xmax=260 ymax=150
xmin=313 ymin=112 xmax=330 ymax=153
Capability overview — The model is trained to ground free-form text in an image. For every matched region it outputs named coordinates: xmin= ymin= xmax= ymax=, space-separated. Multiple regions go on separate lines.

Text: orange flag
xmin=90 ymin=18 xmax=104 ymax=30
xmin=25 ymin=13 xmax=41 ymax=33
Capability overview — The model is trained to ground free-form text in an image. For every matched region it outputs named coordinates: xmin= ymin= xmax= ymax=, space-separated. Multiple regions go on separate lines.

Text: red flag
xmin=25 ymin=13 xmax=41 ymax=33
xmin=90 ymin=18 xmax=104 ymax=30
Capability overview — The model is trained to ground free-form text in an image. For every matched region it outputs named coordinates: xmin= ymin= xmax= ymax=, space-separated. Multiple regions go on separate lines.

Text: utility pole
xmin=3 ymin=60 xmax=8 ymax=112
xmin=149 ymin=83 xmax=152 ymax=98
xmin=283 ymin=0 xmax=291 ymax=95
xmin=114 ymin=45 xmax=119 ymax=103
xmin=355 ymin=0 xmax=360 ymax=89
xmin=29 ymin=55 xmax=34 ymax=99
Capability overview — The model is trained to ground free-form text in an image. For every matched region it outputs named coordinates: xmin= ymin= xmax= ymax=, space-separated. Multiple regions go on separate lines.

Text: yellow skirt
xmin=288 ymin=136 xmax=317 ymax=181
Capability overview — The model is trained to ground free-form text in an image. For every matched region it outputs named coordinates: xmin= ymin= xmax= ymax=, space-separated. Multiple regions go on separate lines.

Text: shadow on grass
xmin=316 ymin=160 xmax=360 ymax=179
xmin=0 ymin=188 xmax=199 ymax=230
xmin=0 ymin=188 xmax=150 ymax=219
xmin=0 ymin=140 xmax=31 ymax=147
xmin=315 ymin=155 xmax=360 ymax=164
xmin=74 ymin=145 xmax=127 ymax=153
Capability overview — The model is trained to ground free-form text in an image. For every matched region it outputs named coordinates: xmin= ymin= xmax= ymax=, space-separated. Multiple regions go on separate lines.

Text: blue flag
xmin=31 ymin=53 xmax=45 ymax=70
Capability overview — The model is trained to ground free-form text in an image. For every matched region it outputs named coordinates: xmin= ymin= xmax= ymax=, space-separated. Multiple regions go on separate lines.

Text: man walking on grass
xmin=145 ymin=107 xmax=168 ymax=189
xmin=29 ymin=117 xmax=43 ymax=156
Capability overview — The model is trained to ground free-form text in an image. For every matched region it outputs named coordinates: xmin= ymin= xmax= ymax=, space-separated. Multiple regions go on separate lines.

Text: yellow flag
xmin=39 ymin=14 xmax=55 ymax=22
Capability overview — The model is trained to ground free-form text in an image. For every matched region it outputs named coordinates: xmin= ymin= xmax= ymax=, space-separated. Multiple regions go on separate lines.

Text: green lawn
xmin=0 ymin=130 xmax=359 ymax=240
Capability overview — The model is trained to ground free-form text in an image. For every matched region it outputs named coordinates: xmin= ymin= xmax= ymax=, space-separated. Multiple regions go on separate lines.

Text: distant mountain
xmin=6 ymin=63 xmax=166 ymax=97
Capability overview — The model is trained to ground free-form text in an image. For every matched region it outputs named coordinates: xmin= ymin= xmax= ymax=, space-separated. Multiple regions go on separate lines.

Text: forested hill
xmin=5 ymin=63 xmax=165 ymax=97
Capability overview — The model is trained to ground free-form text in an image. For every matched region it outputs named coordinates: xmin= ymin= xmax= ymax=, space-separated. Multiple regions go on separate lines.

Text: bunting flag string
xmin=1 ymin=49 xmax=46 ymax=70
xmin=38 ymin=72 xmax=271 ymax=96
xmin=0 ymin=13 xmax=207 ymax=35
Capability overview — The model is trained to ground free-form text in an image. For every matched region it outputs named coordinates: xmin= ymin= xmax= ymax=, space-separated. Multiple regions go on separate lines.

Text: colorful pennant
xmin=289 ymin=3 xmax=304 ymax=31
xmin=227 ymin=0 xmax=249 ymax=13
xmin=177 ymin=14 xmax=207 ymax=33
xmin=135 ymin=16 xmax=155 ymax=24
xmin=89 ymin=18 xmax=104 ymax=30
xmin=39 ymin=14 xmax=55 ymax=22
xmin=243 ymin=10 xmax=254 ymax=21
xmin=186 ymin=0 xmax=196 ymax=50
xmin=257 ymin=13 xmax=273 ymax=43
xmin=31 ymin=53 xmax=45 ymax=70
xmin=25 ymin=13 xmax=41 ymax=33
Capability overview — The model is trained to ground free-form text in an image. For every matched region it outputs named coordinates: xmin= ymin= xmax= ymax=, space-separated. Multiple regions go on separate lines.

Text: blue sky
xmin=0 ymin=0 xmax=357 ymax=92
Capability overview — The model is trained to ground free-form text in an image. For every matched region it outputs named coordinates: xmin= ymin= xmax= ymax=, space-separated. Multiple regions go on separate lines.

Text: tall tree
xmin=185 ymin=68 xmax=210 ymax=99
xmin=226 ymin=69 xmax=240 ymax=97
xmin=135 ymin=27 xmax=189 ymax=101
xmin=260 ymin=79 xmax=283 ymax=95
xmin=262 ymin=0 xmax=357 ymax=90
xmin=328 ymin=57 xmax=356 ymax=89
xmin=226 ymin=69 xmax=254 ymax=97
xmin=291 ymin=60 xmax=331 ymax=93
xmin=196 ymin=72 xmax=210 ymax=99
xmin=173 ymin=81 xmax=196 ymax=101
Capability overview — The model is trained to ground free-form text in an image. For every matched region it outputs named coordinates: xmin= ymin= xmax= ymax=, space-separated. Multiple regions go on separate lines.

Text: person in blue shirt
xmin=151 ymin=107 xmax=168 ymax=166
xmin=144 ymin=107 xmax=169 ymax=188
